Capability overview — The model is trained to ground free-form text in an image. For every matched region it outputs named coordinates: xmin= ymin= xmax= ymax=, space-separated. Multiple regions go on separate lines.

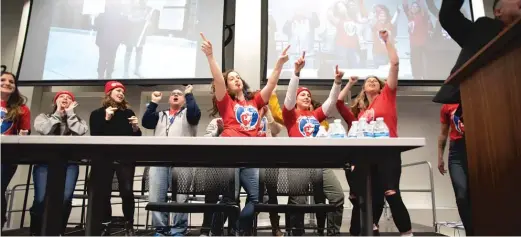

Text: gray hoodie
xmin=34 ymin=109 xmax=89 ymax=136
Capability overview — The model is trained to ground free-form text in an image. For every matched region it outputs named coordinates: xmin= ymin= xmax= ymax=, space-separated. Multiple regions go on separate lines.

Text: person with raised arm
xmin=141 ymin=85 xmax=201 ymax=236
xmin=336 ymin=74 xmax=385 ymax=236
xmin=89 ymin=81 xmax=142 ymax=236
xmin=433 ymin=0 xmax=520 ymax=119
xmin=1 ymin=70 xmax=31 ymax=229
xmin=337 ymin=30 xmax=413 ymax=236
xmin=200 ymin=32 xmax=289 ymax=235
xmin=31 ymin=91 xmax=89 ymax=236
xmin=281 ymin=51 xmax=345 ymax=236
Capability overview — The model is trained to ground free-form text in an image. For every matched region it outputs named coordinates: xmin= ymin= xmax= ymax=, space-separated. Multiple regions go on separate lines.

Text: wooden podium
xmin=445 ymin=18 xmax=521 ymax=236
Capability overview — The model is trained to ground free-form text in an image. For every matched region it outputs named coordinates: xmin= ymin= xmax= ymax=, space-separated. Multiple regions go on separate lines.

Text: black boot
xmin=29 ymin=213 xmax=42 ymax=236
xmin=270 ymin=215 xmax=283 ymax=236
xmin=124 ymin=221 xmax=135 ymax=236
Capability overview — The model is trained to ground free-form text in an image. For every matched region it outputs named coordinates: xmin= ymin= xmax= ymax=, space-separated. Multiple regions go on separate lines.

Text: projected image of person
xmin=282 ymin=8 xmax=320 ymax=63
xmin=21 ymin=0 xmax=223 ymax=81
xmin=359 ymin=1 xmax=401 ymax=67
xmin=122 ymin=0 xmax=159 ymax=78
xmin=402 ymin=0 xmax=432 ymax=79
xmin=327 ymin=0 xmax=363 ymax=68
xmin=94 ymin=1 xmax=127 ymax=79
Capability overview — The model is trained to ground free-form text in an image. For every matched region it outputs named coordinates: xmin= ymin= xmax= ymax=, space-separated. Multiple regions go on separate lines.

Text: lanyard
xmin=164 ymin=110 xmax=181 ymax=136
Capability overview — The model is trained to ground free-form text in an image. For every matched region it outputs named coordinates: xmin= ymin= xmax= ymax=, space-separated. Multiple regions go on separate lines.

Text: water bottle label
xmin=374 ymin=132 xmax=390 ymax=138
xmin=330 ymin=133 xmax=345 ymax=138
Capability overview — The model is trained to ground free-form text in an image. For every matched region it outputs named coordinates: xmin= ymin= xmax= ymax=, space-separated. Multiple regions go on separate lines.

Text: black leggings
xmin=89 ymin=164 xmax=136 ymax=223
xmin=347 ymin=155 xmax=412 ymax=233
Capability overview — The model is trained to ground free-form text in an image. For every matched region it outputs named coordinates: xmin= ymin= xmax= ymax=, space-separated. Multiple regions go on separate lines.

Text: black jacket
xmin=433 ymin=0 xmax=504 ymax=104
xmin=89 ymin=107 xmax=142 ymax=136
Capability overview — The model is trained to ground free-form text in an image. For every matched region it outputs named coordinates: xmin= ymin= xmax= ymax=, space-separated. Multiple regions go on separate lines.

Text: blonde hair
xmin=350 ymin=76 xmax=386 ymax=118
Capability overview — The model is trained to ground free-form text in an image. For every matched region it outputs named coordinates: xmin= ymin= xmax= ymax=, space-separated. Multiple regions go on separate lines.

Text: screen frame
xmin=15 ymin=0 xmax=230 ymax=86
xmin=260 ymin=0 xmax=476 ymax=87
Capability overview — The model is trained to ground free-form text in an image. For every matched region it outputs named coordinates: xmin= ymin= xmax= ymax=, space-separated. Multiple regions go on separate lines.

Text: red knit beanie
xmin=296 ymin=87 xmax=311 ymax=98
xmin=53 ymin=91 xmax=75 ymax=103
xmin=104 ymin=81 xmax=126 ymax=94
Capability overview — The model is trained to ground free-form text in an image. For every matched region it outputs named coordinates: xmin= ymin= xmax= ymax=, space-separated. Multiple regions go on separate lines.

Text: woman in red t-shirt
xmin=336 ymin=30 xmax=413 ymax=236
xmin=438 ymin=104 xmax=472 ymax=234
xmin=1 ymin=70 xmax=31 ymax=228
xmin=200 ymin=33 xmax=289 ymax=235
xmin=281 ymin=51 xmax=346 ymax=235
xmin=403 ymin=0 xmax=432 ymax=79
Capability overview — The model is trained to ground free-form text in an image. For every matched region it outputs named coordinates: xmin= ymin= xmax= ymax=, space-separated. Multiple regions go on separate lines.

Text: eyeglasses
xmin=171 ymin=91 xmax=184 ymax=96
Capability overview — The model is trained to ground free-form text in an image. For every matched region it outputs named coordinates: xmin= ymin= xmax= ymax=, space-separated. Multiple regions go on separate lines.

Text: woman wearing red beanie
xmin=89 ymin=81 xmax=141 ymax=236
xmin=281 ymin=51 xmax=346 ymax=236
xmin=32 ymin=90 xmax=88 ymax=235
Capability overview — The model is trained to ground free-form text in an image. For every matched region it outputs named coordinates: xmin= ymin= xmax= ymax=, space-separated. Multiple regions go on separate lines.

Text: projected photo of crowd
xmin=31 ymin=0 xmax=223 ymax=80
xmin=266 ymin=0 xmax=472 ymax=80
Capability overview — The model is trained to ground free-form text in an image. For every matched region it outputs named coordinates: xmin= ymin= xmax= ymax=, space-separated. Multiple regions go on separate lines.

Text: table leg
xmin=360 ymin=165 xmax=374 ymax=236
xmin=41 ymin=161 xmax=67 ymax=235
xmin=85 ymin=160 xmax=112 ymax=236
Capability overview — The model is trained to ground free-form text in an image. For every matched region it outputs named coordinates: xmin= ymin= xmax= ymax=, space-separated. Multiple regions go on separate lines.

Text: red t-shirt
xmin=408 ymin=13 xmax=429 ymax=47
xmin=336 ymin=20 xmax=360 ymax=49
xmin=440 ymin=104 xmax=464 ymax=141
xmin=217 ymin=93 xmax=266 ymax=137
xmin=1 ymin=100 xmax=31 ymax=135
xmin=282 ymin=106 xmax=326 ymax=137
xmin=337 ymin=85 xmax=398 ymax=137
xmin=257 ymin=116 xmax=268 ymax=137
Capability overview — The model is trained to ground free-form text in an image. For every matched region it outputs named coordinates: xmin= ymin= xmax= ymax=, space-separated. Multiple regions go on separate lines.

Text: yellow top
xmin=268 ymin=93 xmax=329 ymax=130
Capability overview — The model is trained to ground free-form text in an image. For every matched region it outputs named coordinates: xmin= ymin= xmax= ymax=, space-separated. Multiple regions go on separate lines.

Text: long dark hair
xmin=1 ymin=70 xmax=28 ymax=122
xmin=209 ymin=69 xmax=255 ymax=117
xmin=350 ymin=75 xmax=385 ymax=118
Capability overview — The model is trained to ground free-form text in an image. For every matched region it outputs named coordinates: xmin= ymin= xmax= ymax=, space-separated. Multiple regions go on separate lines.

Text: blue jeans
xmin=448 ymin=138 xmax=473 ymax=235
xmin=30 ymin=164 xmax=79 ymax=235
xmin=215 ymin=168 xmax=259 ymax=235
xmin=148 ymin=167 xmax=188 ymax=235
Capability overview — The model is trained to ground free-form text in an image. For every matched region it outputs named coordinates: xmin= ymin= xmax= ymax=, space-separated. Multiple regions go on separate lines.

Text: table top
xmin=1 ymin=136 xmax=426 ymax=167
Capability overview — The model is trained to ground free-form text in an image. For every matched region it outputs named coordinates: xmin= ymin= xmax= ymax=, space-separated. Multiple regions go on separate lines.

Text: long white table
xmin=1 ymin=136 xmax=425 ymax=236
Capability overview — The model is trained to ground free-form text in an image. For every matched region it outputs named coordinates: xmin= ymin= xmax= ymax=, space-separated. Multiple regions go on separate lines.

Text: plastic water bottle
xmin=347 ymin=121 xmax=359 ymax=138
xmin=315 ymin=125 xmax=329 ymax=138
xmin=373 ymin=117 xmax=390 ymax=138
xmin=367 ymin=121 xmax=376 ymax=137
xmin=329 ymin=119 xmax=347 ymax=138
xmin=357 ymin=118 xmax=368 ymax=138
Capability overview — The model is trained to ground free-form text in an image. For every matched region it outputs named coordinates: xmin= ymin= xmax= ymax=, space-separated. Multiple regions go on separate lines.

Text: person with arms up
xmin=200 ymin=32 xmax=288 ymax=235
xmin=438 ymin=103 xmax=472 ymax=235
xmin=1 ymin=69 xmax=31 ymax=229
xmin=89 ymin=81 xmax=142 ymax=236
xmin=337 ymin=75 xmax=386 ymax=236
xmin=141 ymin=85 xmax=201 ymax=236
xmin=337 ymin=30 xmax=413 ymax=236
xmin=433 ymin=0 xmax=521 ymax=109
xmin=31 ymin=91 xmax=89 ymax=236
xmin=282 ymin=51 xmax=345 ymax=236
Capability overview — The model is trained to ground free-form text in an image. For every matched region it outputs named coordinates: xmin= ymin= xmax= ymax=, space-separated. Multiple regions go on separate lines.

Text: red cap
xmin=296 ymin=87 xmax=311 ymax=98
xmin=104 ymin=81 xmax=125 ymax=94
xmin=53 ymin=91 xmax=75 ymax=103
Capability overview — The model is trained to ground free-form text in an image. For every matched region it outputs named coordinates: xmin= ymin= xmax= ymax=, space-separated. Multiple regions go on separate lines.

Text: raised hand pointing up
xmin=334 ymin=65 xmax=344 ymax=84
xmin=294 ymin=51 xmax=306 ymax=73
xmin=200 ymin=32 xmax=213 ymax=56
xmin=276 ymin=45 xmax=291 ymax=66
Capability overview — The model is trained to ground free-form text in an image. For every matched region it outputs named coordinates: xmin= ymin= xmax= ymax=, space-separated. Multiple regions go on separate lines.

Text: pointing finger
xmin=282 ymin=45 xmax=291 ymax=55
xmin=200 ymin=32 xmax=208 ymax=42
